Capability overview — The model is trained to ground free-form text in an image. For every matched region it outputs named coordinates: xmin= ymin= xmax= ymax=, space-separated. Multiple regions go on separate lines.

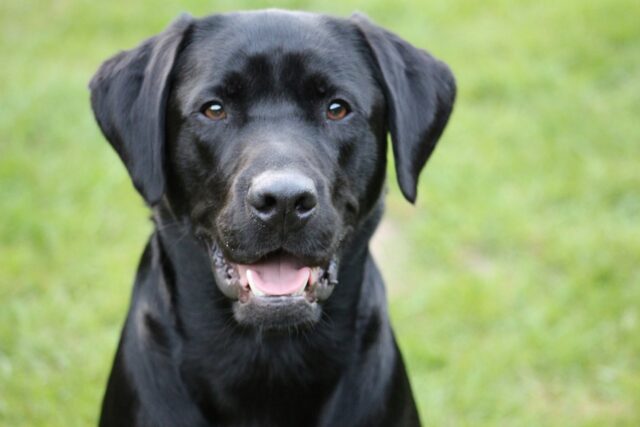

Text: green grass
xmin=1 ymin=0 xmax=639 ymax=425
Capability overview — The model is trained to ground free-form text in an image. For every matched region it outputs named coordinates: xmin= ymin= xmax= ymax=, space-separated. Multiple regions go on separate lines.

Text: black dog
xmin=90 ymin=10 xmax=455 ymax=427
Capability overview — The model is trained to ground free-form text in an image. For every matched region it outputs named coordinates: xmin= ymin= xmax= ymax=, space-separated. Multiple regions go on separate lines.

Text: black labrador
xmin=90 ymin=10 xmax=455 ymax=427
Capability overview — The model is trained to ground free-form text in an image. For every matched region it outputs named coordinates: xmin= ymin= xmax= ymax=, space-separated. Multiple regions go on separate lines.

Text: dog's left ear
xmin=89 ymin=14 xmax=193 ymax=205
xmin=351 ymin=14 xmax=456 ymax=203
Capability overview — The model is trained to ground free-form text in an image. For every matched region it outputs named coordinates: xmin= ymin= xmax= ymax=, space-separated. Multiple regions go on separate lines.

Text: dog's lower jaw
xmin=231 ymin=296 xmax=321 ymax=330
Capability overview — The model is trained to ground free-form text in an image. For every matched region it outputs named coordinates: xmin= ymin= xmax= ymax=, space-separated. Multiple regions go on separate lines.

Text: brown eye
xmin=202 ymin=102 xmax=227 ymax=121
xmin=327 ymin=100 xmax=350 ymax=121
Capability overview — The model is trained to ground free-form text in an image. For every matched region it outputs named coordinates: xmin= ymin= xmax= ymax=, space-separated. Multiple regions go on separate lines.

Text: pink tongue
xmin=238 ymin=253 xmax=310 ymax=296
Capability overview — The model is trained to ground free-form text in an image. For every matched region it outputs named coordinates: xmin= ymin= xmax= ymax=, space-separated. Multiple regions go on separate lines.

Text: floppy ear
xmin=351 ymin=14 xmax=456 ymax=203
xmin=89 ymin=14 xmax=193 ymax=205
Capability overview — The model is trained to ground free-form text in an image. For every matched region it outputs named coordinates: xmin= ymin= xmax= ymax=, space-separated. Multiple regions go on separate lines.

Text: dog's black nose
xmin=248 ymin=171 xmax=317 ymax=230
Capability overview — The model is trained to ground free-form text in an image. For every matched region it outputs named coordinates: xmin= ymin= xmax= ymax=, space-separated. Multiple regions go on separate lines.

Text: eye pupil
xmin=327 ymin=100 xmax=350 ymax=120
xmin=202 ymin=102 xmax=227 ymax=120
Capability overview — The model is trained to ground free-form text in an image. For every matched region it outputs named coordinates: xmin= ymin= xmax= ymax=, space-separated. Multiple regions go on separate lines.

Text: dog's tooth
xmin=293 ymin=270 xmax=311 ymax=296
xmin=327 ymin=259 xmax=339 ymax=285
xmin=309 ymin=267 xmax=320 ymax=285
xmin=293 ymin=284 xmax=306 ymax=296
xmin=246 ymin=270 xmax=265 ymax=297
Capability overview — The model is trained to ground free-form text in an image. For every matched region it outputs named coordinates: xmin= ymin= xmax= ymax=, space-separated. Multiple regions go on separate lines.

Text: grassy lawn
xmin=1 ymin=0 xmax=639 ymax=425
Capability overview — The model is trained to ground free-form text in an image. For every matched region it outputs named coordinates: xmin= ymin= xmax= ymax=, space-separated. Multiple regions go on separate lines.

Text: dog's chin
xmin=209 ymin=245 xmax=338 ymax=330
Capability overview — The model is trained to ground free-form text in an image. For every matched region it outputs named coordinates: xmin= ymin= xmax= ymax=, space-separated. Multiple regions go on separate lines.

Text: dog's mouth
xmin=211 ymin=247 xmax=338 ymax=301
xmin=210 ymin=245 xmax=338 ymax=329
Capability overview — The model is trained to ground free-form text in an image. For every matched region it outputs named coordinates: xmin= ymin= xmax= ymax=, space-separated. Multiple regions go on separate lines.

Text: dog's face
xmin=90 ymin=10 xmax=455 ymax=330
xmin=166 ymin=13 xmax=388 ymax=328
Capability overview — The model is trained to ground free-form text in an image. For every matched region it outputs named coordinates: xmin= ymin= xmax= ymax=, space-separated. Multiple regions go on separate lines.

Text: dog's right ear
xmin=351 ymin=14 xmax=456 ymax=204
xmin=89 ymin=14 xmax=193 ymax=205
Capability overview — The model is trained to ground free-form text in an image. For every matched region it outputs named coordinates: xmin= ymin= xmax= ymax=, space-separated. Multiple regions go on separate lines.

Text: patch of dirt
xmin=370 ymin=219 xmax=411 ymax=296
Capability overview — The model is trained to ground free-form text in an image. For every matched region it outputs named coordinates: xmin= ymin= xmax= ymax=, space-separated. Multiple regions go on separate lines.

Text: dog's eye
xmin=326 ymin=100 xmax=350 ymax=121
xmin=202 ymin=102 xmax=227 ymax=121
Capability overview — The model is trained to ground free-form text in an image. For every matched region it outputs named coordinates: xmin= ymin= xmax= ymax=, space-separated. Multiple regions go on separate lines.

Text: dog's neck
xmin=134 ymin=198 xmax=386 ymax=422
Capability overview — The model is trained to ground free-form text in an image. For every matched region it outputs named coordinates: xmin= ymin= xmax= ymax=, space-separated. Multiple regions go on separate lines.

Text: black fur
xmin=90 ymin=10 xmax=455 ymax=427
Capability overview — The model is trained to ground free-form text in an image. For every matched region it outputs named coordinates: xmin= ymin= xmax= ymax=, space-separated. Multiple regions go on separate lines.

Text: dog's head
xmin=90 ymin=10 xmax=455 ymax=330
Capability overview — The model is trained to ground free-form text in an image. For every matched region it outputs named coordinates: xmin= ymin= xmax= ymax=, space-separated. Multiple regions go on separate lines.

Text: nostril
xmin=248 ymin=190 xmax=278 ymax=217
xmin=294 ymin=192 xmax=317 ymax=216
xmin=259 ymin=194 xmax=277 ymax=212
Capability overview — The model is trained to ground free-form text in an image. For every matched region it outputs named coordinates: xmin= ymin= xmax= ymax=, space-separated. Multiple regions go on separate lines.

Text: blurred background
xmin=1 ymin=0 xmax=639 ymax=425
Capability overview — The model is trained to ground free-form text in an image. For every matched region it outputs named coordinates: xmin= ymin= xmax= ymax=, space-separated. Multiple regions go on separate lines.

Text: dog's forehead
xmin=191 ymin=11 xmax=350 ymax=60
xmin=221 ymin=10 xmax=339 ymax=53
xmin=175 ymin=11 xmax=378 ymax=109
